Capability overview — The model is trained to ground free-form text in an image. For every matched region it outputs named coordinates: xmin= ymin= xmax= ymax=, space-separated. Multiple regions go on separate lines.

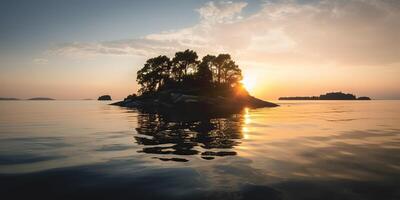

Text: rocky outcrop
xmin=112 ymin=91 xmax=278 ymax=115
xmin=357 ymin=96 xmax=371 ymax=100
xmin=98 ymin=95 xmax=112 ymax=101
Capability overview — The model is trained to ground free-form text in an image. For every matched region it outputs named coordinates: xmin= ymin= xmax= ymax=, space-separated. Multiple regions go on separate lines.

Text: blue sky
xmin=0 ymin=0 xmax=262 ymax=51
xmin=1 ymin=0 xmax=203 ymax=54
xmin=1 ymin=0 xmax=399 ymax=99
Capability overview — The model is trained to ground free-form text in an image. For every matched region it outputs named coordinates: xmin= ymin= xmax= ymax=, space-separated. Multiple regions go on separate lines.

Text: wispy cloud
xmin=51 ymin=0 xmax=400 ymax=67
xmin=32 ymin=58 xmax=49 ymax=64
xmin=196 ymin=1 xmax=247 ymax=23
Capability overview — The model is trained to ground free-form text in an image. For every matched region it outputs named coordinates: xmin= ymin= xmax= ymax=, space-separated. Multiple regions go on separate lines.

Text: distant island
xmin=1 ymin=97 xmax=56 ymax=100
xmin=98 ymin=95 xmax=112 ymax=101
xmin=357 ymin=96 xmax=371 ymax=100
xmin=279 ymin=92 xmax=371 ymax=100
xmin=28 ymin=97 xmax=55 ymax=100
xmin=0 ymin=97 xmax=20 ymax=100
xmin=113 ymin=49 xmax=278 ymax=114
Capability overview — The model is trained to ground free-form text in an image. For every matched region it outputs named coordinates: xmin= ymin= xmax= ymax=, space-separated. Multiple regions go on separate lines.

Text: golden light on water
xmin=242 ymin=127 xmax=250 ymax=140
xmin=242 ymin=107 xmax=251 ymax=139
xmin=244 ymin=108 xmax=251 ymax=124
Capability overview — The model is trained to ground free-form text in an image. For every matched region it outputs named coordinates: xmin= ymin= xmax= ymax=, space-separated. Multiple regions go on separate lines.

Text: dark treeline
xmin=279 ymin=96 xmax=320 ymax=100
xmin=136 ymin=49 xmax=243 ymax=96
xmin=279 ymin=92 xmax=371 ymax=100
xmin=320 ymin=92 xmax=356 ymax=100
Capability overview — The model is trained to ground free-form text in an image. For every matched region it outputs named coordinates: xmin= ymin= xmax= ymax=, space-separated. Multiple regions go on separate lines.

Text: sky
xmin=0 ymin=0 xmax=399 ymax=100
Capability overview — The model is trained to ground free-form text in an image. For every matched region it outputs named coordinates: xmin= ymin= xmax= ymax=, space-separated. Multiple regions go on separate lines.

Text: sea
xmin=0 ymin=100 xmax=399 ymax=200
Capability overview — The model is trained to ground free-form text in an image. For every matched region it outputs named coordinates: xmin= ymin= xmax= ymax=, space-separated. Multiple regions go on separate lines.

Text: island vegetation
xmin=279 ymin=92 xmax=371 ymax=100
xmin=113 ymin=49 xmax=278 ymax=114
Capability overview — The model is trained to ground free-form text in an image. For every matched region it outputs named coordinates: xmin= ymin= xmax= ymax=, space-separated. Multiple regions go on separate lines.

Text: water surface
xmin=1 ymin=100 xmax=399 ymax=199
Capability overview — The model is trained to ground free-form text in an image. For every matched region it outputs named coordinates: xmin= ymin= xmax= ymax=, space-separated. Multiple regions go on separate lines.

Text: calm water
xmin=0 ymin=100 xmax=399 ymax=199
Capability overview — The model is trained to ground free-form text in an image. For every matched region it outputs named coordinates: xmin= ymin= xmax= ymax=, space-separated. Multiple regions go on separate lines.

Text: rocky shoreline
xmin=112 ymin=91 xmax=278 ymax=115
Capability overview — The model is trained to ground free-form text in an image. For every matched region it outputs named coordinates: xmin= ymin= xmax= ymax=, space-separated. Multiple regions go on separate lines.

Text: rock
xmin=111 ymin=91 xmax=278 ymax=116
xmin=173 ymin=94 xmax=199 ymax=104
xmin=98 ymin=95 xmax=112 ymax=101
xmin=357 ymin=96 xmax=371 ymax=100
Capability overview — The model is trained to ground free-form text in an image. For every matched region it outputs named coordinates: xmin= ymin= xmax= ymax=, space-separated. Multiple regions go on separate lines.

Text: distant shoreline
xmin=0 ymin=97 xmax=20 ymax=100
xmin=279 ymin=92 xmax=371 ymax=100
xmin=0 ymin=97 xmax=55 ymax=101
xmin=28 ymin=97 xmax=55 ymax=100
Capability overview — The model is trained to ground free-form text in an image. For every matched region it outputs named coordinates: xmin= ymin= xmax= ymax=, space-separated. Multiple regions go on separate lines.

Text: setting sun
xmin=241 ymin=77 xmax=256 ymax=93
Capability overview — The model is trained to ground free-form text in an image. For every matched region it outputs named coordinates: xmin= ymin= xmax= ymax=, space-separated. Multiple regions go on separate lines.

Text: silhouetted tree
xmin=136 ymin=50 xmax=244 ymax=95
xmin=214 ymin=54 xmax=242 ymax=85
xmin=222 ymin=60 xmax=242 ymax=86
xmin=137 ymin=55 xmax=171 ymax=94
xmin=195 ymin=55 xmax=214 ymax=86
xmin=214 ymin=54 xmax=230 ymax=84
xmin=171 ymin=49 xmax=199 ymax=82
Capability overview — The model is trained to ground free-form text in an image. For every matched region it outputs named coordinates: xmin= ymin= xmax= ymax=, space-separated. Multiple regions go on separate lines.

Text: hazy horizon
xmin=1 ymin=0 xmax=399 ymax=100
xmin=1 ymin=95 xmax=398 ymax=101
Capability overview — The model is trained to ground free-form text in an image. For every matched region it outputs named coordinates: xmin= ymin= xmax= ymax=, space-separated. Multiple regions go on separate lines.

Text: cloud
xmin=52 ymin=0 xmax=400 ymax=67
xmin=33 ymin=58 xmax=49 ymax=64
xmin=196 ymin=1 xmax=247 ymax=23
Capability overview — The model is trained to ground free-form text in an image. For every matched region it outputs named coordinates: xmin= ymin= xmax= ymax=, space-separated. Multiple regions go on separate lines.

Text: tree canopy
xmin=136 ymin=50 xmax=243 ymax=95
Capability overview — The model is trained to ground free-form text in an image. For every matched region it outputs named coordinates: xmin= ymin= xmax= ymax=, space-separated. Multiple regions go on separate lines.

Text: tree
xmin=214 ymin=54 xmax=230 ymax=84
xmin=136 ymin=55 xmax=171 ymax=94
xmin=214 ymin=54 xmax=242 ymax=85
xmin=195 ymin=55 xmax=215 ymax=86
xmin=136 ymin=50 xmax=244 ymax=95
xmin=222 ymin=60 xmax=242 ymax=86
xmin=171 ymin=49 xmax=199 ymax=82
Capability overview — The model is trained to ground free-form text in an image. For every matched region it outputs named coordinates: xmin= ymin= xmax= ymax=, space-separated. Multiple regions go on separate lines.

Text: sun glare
xmin=241 ymin=77 xmax=256 ymax=92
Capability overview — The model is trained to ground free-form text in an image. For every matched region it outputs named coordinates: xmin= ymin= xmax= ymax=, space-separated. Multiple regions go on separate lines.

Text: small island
xmin=357 ymin=96 xmax=371 ymax=100
xmin=28 ymin=97 xmax=55 ymax=100
xmin=0 ymin=97 xmax=20 ymax=100
xmin=113 ymin=50 xmax=278 ymax=114
xmin=98 ymin=95 xmax=112 ymax=101
xmin=279 ymin=92 xmax=371 ymax=100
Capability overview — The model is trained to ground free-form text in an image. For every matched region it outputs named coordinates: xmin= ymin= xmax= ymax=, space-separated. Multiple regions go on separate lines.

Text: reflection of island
xmin=279 ymin=92 xmax=371 ymax=100
xmin=134 ymin=111 xmax=245 ymax=162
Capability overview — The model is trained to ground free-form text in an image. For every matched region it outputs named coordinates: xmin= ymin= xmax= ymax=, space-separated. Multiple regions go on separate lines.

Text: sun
xmin=241 ymin=77 xmax=256 ymax=92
